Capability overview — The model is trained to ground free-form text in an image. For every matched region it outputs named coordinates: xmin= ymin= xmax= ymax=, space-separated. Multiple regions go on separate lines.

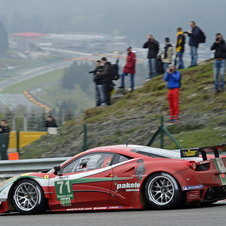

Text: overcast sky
xmin=0 ymin=0 xmax=225 ymax=46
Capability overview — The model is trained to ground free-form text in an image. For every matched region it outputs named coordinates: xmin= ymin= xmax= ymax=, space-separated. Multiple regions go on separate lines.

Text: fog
xmin=0 ymin=0 xmax=225 ymax=46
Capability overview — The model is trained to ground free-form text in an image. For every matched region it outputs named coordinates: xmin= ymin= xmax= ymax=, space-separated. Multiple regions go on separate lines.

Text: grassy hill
xmin=20 ymin=59 xmax=226 ymax=159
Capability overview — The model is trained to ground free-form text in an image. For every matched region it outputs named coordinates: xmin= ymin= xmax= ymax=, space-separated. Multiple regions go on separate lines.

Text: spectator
xmin=0 ymin=120 xmax=10 ymax=133
xmin=210 ymin=33 xmax=226 ymax=94
xmin=175 ymin=27 xmax=186 ymax=69
xmin=186 ymin=21 xmax=200 ymax=67
xmin=163 ymin=64 xmax=181 ymax=123
xmin=143 ymin=34 xmax=159 ymax=81
xmin=45 ymin=116 xmax=57 ymax=127
xmin=161 ymin=37 xmax=173 ymax=72
xmin=89 ymin=60 xmax=104 ymax=106
xmin=118 ymin=47 xmax=136 ymax=92
xmin=98 ymin=57 xmax=112 ymax=106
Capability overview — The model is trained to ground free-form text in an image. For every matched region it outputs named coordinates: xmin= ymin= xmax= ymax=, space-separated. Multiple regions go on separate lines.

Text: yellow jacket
xmin=176 ymin=31 xmax=186 ymax=53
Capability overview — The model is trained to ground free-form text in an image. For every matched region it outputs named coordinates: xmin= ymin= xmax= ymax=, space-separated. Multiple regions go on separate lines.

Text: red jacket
xmin=123 ymin=51 xmax=136 ymax=74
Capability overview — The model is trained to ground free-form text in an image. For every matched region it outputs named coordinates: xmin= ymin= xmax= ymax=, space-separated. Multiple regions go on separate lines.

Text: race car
xmin=0 ymin=144 xmax=226 ymax=214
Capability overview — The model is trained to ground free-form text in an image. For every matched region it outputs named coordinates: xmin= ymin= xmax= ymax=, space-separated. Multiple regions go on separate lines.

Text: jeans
xmin=103 ymin=81 xmax=111 ymax=105
xmin=148 ymin=58 xmax=156 ymax=78
xmin=190 ymin=46 xmax=198 ymax=66
xmin=214 ymin=59 xmax=225 ymax=90
xmin=121 ymin=72 xmax=135 ymax=90
xmin=177 ymin=51 xmax=184 ymax=69
xmin=163 ymin=62 xmax=170 ymax=72
xmin=96 ymin=84 xmax=105 ymax=106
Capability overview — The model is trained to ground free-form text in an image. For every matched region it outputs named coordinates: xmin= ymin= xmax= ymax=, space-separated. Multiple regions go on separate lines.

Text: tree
xmin=0 ymin=21 xmax=8 ymax=54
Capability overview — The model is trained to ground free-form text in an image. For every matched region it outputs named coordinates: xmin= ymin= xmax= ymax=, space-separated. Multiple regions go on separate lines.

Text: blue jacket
xmin=188 ymin=26 xmax=200 ymax=47
xmin=164 ymin=71 xmax=181 ymax=89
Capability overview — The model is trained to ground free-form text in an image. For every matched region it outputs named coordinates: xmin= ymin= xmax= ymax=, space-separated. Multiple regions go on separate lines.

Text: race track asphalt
xmin=1 ymin=201 xmax=226 ymax=226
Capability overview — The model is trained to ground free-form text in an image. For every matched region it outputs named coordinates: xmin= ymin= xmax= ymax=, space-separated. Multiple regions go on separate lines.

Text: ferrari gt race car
xmin=0 ymin=144 xmax=226 ymax=214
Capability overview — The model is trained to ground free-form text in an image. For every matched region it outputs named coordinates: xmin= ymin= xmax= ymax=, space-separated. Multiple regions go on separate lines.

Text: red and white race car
xmin=0 ymin=144 xmax=226 ymax=214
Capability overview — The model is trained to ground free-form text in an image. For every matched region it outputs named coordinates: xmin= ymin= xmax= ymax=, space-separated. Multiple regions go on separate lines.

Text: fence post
xmin=24 ymin=113 xmax=27 ymax=131
xmin=83 ymin=123 xmax=87 ymax=152
xmin=12 ymin=113 xmax=16 ymax=131
xmin=160 ymin=116 xmax=164 ymax=148
xmin=16 ymin=131 xmax=20 ymax=155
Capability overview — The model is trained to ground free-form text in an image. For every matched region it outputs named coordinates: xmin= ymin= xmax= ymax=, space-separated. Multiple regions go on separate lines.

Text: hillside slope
xmin=21 ymin=60 xmax=226 ymax=159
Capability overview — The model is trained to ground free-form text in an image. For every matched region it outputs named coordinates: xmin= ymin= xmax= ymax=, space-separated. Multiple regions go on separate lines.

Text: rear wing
xmin=180 ymin=144 xmax=226 ymax=160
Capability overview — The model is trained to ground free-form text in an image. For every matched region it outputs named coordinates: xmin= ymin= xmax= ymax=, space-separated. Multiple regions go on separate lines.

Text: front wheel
xmin=145 ymin=172 xmax=185 ymax=210
xmin=12 ymin=179 xmax=46 ymax=214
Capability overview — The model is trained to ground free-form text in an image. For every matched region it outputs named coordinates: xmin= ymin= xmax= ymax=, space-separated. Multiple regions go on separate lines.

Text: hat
xmin=127 ymin=47 xmax=132 ymax=50
xmin=168 ymin=64 xmax=174 ymax=68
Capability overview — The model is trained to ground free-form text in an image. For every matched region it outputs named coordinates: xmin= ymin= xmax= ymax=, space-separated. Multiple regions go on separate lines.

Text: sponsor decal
xmin=182 ymin=185 xmax=203 ymax=191
xmin=116 ymin=182 xmax=140 ymax=192
xmin=108 ymin=206 xmax=123 ymax=209
xmin=199 ymin=160 xmax=210 ymax=165
xmin=93 ymin=207 xmax=107 ymax=210
xmin=60 ymin=197 xmax=71 ymax=206
xmin=44 ymin=175 xmax=49 ymax=179
xmin=135 ymin=164 xmax=145 ymax=181
xmin=181 ymin=149 xmax=199 ymax=158
xmin=187 ymin=191 xmax=199 ymax=200
xmin=66 ymin=207 xmax=92 ymax=211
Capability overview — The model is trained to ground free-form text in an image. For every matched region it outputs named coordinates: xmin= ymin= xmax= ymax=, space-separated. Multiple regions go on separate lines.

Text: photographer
xmin=143 ymin=34 xmax=159 ymax=81
xmin=210 ymin=33 xmax=226 ymax=93
xmin=45 ymin=116 xmax=57 ymax=128
xmin=163 ymin=64 xmax=181 ymax=123
xmin=97 ymin=57 xmax=112 ymax=106
xmin=89 ymin=60 xmax=104 ymax=106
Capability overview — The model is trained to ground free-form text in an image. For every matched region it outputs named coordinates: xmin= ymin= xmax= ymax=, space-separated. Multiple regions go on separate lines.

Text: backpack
xmin=198 ymin=28 xmax=206 ymax=43
xmin=110 ymin=59 xmax=120 ymax=80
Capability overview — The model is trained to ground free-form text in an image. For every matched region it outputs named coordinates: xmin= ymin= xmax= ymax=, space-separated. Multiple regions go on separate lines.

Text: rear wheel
xmin=145 ymin=172 xmax=185 ymax=210
xmin=12 ymin=179 xmax=46 ymax=214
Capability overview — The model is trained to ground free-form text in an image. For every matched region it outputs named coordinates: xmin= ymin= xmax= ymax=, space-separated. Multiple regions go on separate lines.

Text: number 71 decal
xmin=55 ymin=180 xmax=74 ymax=201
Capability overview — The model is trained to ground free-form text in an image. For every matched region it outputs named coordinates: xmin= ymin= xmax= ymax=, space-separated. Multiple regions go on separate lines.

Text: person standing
xmin=161 ymin=37 xmax=173 ymax=72
xmin=89 ymin=60 xmax=104 ymax=106
xmin=163 ymin=64 xmax=181 ymax=123
xmin=118 ymin=47 xmax=136 ymax=92
xmin=143 ymin=34 xmax=159 ymax=81
xmin=210 ymin=33 xmax=226 ymax=94
xmin=175 ymin=27 xmax=186 ymax=69
xmin=98 ymin=57 xmax=112 ymax=106
xmin=186 ymin=21 xmax=200 ymax=67
xmin=0 ymin=120 xmax=10 ymax=133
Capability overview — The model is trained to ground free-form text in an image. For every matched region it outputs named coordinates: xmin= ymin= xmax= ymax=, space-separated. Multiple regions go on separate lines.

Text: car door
xmin=49 ymin=152 xmax=114 ymax=210
xmin=109 ymin=154 xmax=145 ymax=207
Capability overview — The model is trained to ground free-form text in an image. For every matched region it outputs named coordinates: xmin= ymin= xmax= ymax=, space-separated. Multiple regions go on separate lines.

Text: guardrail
xmin=0 ymin=157 xmax=72 ymax=183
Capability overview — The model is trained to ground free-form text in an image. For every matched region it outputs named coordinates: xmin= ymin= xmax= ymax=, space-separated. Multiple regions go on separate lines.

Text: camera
xmin=216 ymin=37 xmax=220 ymax=41
xmin=169 ymin=69 xmax=173 ymax=73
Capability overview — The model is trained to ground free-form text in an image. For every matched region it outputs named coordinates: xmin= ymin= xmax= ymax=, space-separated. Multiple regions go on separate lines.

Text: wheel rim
xmin=148 ymin=175 xmax=175 ymax=206
xmin=14 ymin=182 xmax=39 ymax=211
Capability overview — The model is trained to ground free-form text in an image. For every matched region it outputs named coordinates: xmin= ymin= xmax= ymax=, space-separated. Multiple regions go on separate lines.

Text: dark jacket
xmin=0 ymin=126 xmax=10 ymax=133
xmin=123 ymin=51 xmax=136 ymax=74
xmin=164 ymin=71 xmax=181 ymax=89
xmin=45 ymin=119 xmax=57 ymax=128
xmin=188 ymin=26 xmax=200 ymax=47
xmin=211 ymin=39 xmax=226 ymax=59
xmin=99 ymin=62 xmax=111 ymax=81
xmin=143 ymin=39 xmax=159 ymax=59
xmin=90 ymin=66 xmax=103 ymax=85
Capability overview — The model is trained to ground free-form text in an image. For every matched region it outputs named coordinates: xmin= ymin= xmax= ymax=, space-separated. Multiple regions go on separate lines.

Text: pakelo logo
xmin=116 ymin=182 xmax=140 ymax=192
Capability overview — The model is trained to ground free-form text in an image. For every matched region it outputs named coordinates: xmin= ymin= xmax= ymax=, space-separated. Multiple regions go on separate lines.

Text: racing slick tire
xmin=12 ymin=179 xmax=46 ymax=214
xmin=145 ymin=172 xmax=185 ymax=210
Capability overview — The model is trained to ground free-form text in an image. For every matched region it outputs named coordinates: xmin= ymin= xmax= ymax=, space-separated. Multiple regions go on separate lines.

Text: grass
xmin=1 ymin=68 xmax=65 ymax=93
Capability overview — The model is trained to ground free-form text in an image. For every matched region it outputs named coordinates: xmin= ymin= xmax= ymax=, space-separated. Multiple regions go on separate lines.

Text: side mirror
xmin=54 ymin=165 xmax=61 ymax=175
